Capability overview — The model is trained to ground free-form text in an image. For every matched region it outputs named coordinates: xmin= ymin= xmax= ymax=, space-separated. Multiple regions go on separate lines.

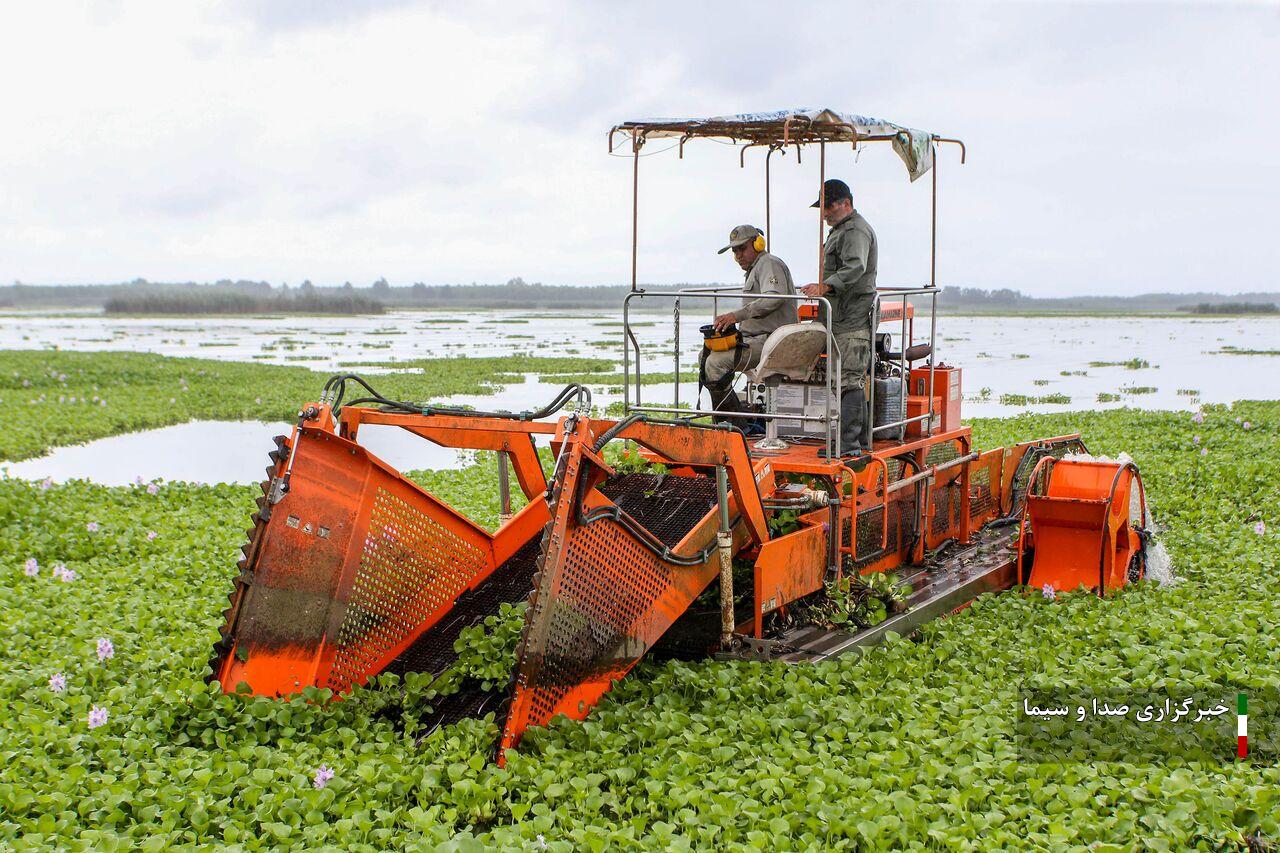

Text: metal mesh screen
xmin=970 ymin=466 xmax=993 ymax=520
xmin=388 ymin=536 xmax=541 ymax=677
xmin=598 ymin=473 xmax=717 ymax=548
xmin=848 ymin=493 xmax=916 ymax=571
xmin=925 ymin=440 xmax=961 ymax=468
xmin=855 ymin=507 xmax=884 ymax=561
xmin=527 ymin=516 xmax=672 ymax=724
xmin=512 ymin=472 xmax=716 ymax=737
xmin=931 ymin=481 xmax=960 ymax=537
xmin=328 ymin=487 xmax=489 ymax=692
xmin=1008 ymin=439 xmax=1086 ymax=518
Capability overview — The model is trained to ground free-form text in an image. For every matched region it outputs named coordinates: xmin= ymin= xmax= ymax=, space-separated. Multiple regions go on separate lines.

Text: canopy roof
xmin=612 ymin=108 xmax=939 ymax=181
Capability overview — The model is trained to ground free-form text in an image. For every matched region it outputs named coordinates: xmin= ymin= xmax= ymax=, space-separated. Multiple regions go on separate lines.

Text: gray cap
xmin=717 ymin=224 xmax=763 ymax=254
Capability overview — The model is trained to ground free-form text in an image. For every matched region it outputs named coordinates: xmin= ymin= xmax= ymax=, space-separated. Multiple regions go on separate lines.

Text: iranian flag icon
xmin=1238 ymin=693 xmax=1247 ymax=759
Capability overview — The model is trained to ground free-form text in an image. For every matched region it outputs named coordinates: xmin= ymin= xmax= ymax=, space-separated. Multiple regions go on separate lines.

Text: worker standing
xmin=702 ymin=225 xmax=797 ymax=432
xmin=800 ymin=179 xmax=877 ymax=458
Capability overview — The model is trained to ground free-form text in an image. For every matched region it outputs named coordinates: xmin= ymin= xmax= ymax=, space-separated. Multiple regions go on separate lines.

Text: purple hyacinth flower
xmin=313 ymin=765 xmax=335 ymax=789
xmin=49 ymin=672 xmax=66 ymax=692
xmin=87 ymin=706 xmax=108 ymax=728
xmin=96 ymin=637 xmax=114 ymax=661
xmin=86 ymin=521 xmax=99 ymax=532
xmin=1042 ymin=583 xmax=1056 ymax=601
xmin=24 ymin=558 xmax=39 ymax=577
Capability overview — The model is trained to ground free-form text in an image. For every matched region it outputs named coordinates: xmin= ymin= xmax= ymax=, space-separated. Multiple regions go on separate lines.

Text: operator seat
xmin=747 ymin=324 xmax=830 ymax=450
xmin=748 ymin=323 xmax=828 ymax=385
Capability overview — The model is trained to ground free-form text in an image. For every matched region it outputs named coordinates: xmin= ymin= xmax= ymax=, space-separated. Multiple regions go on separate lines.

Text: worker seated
xmin=700 ymin=225 xmax=798 ymax=433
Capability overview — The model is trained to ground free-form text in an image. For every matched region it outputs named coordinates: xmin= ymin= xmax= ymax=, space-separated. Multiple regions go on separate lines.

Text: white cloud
xmin=0 ymin=0 xmax=1277 ymax=294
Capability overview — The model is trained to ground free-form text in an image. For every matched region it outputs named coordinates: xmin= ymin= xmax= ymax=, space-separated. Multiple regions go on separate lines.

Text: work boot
xmin=819 ymin=389 xmax=868 ymax=460
xmin=709 ymin=384 xmax=748 ymax=430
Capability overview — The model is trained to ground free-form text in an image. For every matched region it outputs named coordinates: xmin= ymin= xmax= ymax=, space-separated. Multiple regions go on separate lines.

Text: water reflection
xmin=2 ymin=420 xmax=479 ymax=485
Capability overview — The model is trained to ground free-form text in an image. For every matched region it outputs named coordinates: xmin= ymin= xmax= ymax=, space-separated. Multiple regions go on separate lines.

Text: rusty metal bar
xmin=934 ymin=137 xmax=967 ymax=163
xmin=887 ymin=451 xmax=979 ymax=495
xmin=765 ymin=145 xmax=777 ymax=249
xmin=498 ymin=451 xmax=512 ymax=524
xmin=818 ymin=140 xmax=827 ymax=285
xmin=931 ymin=144 xmax=938 ymax=289
xmin=630 ymin=133 xmax=641 ymax=292
xmin=716 ymin=464 xmax=734 ymax=649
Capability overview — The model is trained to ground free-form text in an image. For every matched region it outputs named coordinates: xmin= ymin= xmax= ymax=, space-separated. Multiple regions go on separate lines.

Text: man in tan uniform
xmin=702 ymin=225 xmax=797 ymax=431
xmin=800 ymin=179 xmax=877 ymax=457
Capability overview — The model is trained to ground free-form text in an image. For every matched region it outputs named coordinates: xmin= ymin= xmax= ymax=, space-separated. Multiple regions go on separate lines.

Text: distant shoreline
xmin=4 ymin=307 xmax=1280 ymax=320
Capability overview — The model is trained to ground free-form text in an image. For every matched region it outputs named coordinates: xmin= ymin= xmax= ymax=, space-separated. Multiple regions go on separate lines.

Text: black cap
xmin=811 ymin=178 xmax=852 ymax=208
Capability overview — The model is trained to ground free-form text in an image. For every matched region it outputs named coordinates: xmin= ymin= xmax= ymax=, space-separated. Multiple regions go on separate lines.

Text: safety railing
xmin=870 ymin=286 xmax=941 ymax=440
xmin=621 ymin=284 xmax=941 ymax=456
xmin=622 ymin=289 xmax=842 ymax=458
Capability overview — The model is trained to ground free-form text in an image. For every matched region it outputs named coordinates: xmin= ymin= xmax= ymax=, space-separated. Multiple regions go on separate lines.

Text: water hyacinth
xmin=1257 ymin=520 xmax=1268 ymax=536
xmin=86 ymin=521 xmax=99 ymax=532
xmin=87 ymin=706 xmax=108 ymax=729
xmin=146 ymin=483 xmax=159 ymax=495
xmin=1192 ymin=411 xmax=1204 ymax=424
xmin=24 ymin=558 xmax=39 ymax=577
xmin=48 ymin=672 xmax=66 ymax=693
xmin=39 ymin=477 xmax=53 ymax=490
xmin=1200 ymin=448 xmax=1209 ymax=456
xmin=53 ymin=563 xmax=75 ymax=582
xmin=313 ymin=765 xmax=335 ymax=789
xmin=1243 ymin=421 xmax=1252 ymax=430
xmin=1041 ymin=583 xmax=1057 ymax=601
xmin=96 ymin=637 xmax=114 ymax=662
xmin=146 ymin=531 xmax=158 ymax=541
xmin=1193 ymin=435 xmax=1201 ymax=444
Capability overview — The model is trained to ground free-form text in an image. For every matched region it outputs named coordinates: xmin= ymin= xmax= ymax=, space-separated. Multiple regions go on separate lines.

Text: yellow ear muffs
xmin=753 ymin=233 xmax=766 ymax=252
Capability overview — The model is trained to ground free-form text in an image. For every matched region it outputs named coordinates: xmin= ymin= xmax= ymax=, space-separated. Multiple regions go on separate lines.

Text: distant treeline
xmin=4 ymin=277 xmax=1280 ymax=315
xmin=104 ymin=291 xmax=384 ymax=315
xmin=1184 ymin=302 xmax=1277 ymax=315
xmin=934 ymin=287 xmax=1280 ymax=314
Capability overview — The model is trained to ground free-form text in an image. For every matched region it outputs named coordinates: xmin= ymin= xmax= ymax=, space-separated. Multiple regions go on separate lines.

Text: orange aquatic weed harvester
xmin=208 ymin=110 xmax=1153 ymax=762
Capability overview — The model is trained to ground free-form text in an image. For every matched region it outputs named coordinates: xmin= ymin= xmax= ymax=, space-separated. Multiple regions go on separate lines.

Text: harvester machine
xmin=206 ymin=110 xmax=1155 ymax=763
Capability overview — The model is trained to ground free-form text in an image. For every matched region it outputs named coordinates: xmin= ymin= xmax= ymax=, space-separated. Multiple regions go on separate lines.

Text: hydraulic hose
xmin=322 ymin=373 xmax=591 ymax=421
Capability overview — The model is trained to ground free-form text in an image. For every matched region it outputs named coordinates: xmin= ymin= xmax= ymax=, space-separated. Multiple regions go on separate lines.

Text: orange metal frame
xmin=1016 ymin=457 xmax=1147 ymax=595
xmin=212 ymin=395 xmax=1112 ymax=768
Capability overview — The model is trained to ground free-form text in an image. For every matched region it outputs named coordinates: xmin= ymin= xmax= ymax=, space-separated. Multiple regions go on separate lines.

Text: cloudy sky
xmin=1 ymin=1 xmax=1276 ymax=295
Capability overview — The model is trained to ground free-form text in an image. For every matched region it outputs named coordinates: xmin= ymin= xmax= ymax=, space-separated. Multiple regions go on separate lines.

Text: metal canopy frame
xmin=610 ymin=108 xmax=967 ymax=456
xmin=608 ymin=111 xmax=965 ymax=293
